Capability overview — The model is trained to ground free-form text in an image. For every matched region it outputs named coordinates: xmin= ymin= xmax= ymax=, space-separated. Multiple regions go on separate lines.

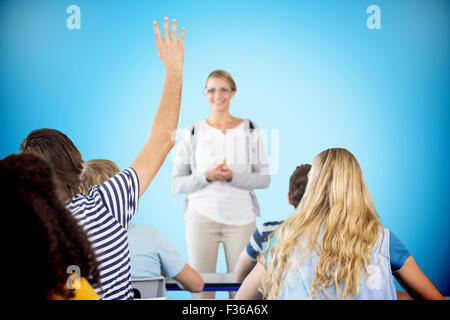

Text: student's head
xmin=19 ymin=128 xmax=83 ymax=201
xmin=287 ymin=164 xmax=311 ymax=207
xmin=80 ymin=159 xmax=120 ymax=193
xmin=0 ymin=153 xmax=101 ymax=299
xmin=260 ymin=148 xmax=382 ymax=300
xmin=304 ymin=148 xmax=376 ymax=214
xmin=204 ymin=70 xmax=236 ymax=112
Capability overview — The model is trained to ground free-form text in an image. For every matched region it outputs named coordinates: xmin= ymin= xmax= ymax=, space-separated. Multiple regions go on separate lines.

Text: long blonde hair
xmin=259 ymin=148 xmax=382 ymax=299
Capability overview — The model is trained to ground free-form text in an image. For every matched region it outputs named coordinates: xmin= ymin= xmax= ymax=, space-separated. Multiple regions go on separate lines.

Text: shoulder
xmin=67 ymin=185 xmax=103 ymax=212
xmin=72 ymin=278 xmax=99 ymax=300
xmin=389 ymin=229 xmax=410 ymax=256
xmin=180 ymin=121 xmax=202 ymax=140
xmin=261 ymin=220 xmax=284 ymax=228
xmin=258 ymin=220 xmax=283 ymax=234
xmin=101 ymin=168 xmax=139 ymax=194
xmin=387 ymin=229 xmax=411 ymax=272
xmin=244 ymin=119 xmax=258 ymax=129
xmin=48 ymin=277 xmax=99 ymax=300
xmin=129 ymin=224 xmax=159 ymax=238
xmin=191 ymin=120 xmax=205 ymax=131
xmin=253 ymin=221 xmax=283 ymax=246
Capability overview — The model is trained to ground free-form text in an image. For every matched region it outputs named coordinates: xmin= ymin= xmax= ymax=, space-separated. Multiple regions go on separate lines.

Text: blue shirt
xmin=67 ymin=168 xmax=140 ymax=300
xmin=246 ymin=220 xmax=411 ymax=273
xmin=128 ymin=224 xmax=186 ymax=279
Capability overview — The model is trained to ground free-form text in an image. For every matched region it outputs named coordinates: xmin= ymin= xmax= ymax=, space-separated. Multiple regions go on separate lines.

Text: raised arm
xmin=131 ymin=17 xmax=185 ymax=198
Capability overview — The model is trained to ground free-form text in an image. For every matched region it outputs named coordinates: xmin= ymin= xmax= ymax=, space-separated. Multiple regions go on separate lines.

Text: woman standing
xmin=171 ymin=70 xmax=270 ymax=298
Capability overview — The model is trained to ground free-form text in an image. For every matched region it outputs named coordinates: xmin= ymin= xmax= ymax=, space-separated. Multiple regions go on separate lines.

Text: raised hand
xmin=153 ymin=17 xmax=185 ymax=72
xmin=130 ymin=17 xmax=185 ymax=198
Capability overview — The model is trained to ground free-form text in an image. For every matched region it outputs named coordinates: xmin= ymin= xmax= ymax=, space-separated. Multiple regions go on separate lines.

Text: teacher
xmin=171 ymin=70 xmax=270 ymax=298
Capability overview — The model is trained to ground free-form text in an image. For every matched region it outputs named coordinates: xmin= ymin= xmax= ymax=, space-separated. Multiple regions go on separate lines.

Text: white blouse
xmin=187 ymin=120 xmax=256 ymax=225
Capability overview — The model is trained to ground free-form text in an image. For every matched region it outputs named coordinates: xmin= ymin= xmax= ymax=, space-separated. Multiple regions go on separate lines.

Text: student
xmin=234 ymin=164 xmax=411 ymax=300
xmin=234 ymin=164 xmax=311 ymax=282
xmin=235 ymin=148 xmax=445 ymax=300
xmin=171 ymin=70 xmax=270 ymax=298
xmin=0 ymin=153 xmax=100 ymax=300
xmin=235 ymin=164 xmax=415 ymax=299
xmin=81 ymin=159 xmax=204 ymax=295
xmin=19 ymin=18 xmax=185 ymax=300
xmin=80 ymin=159 xmax=121 ymax=194
xmin=128 ymin=224 xmax=204 ymax=295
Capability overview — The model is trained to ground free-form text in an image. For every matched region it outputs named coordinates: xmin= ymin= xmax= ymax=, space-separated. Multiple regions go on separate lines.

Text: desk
xmin=166 ymin=273 xmax=241 ymax=292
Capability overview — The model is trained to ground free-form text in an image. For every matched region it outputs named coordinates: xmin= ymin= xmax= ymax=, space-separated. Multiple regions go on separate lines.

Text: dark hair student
xmin=0 ymin=153 xmax=101 ymax=300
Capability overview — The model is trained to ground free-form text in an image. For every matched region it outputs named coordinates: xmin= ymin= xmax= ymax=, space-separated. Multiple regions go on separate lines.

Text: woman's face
xmin=204 ymin=77 xmax=235 ymax=112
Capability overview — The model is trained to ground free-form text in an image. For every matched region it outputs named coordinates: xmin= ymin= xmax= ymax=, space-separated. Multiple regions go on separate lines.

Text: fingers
xmin=153 ymin=17 xmax=185 ymax=70
xmin=205 ymin=170 xmax=218 ymax=181
xmin=179 ymin=27 xmax=185 ymax=43
xmin=153 ymin=20 xmax=162 ymax=41
xmin=154 ymin=17 xmax=184 ymax=41
xmin=212 ymin=163 xmax=224 ymax=171
xmin=221 ymin=159 xmax=227 ymax=170
xmin=163 ymin=17 xmax=170 ymax=40
xmin=171 ymin=19 xmax=177 ymax=40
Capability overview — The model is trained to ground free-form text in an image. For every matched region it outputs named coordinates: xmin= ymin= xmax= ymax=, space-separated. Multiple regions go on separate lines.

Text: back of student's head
xmin=0 ymin=153 xmax=101 ymax=299
xmin=261 ymin=148 xmax=382 ymax=300
xmin=19 ymin=128 xmax=83 ymax=201
xmin=303 ymin=148 xmax=377 ymax=218
xmin=288 ymin=164 xmax=311 ymax=207
xmin=80 ymin=159 xmax=121 ymax=193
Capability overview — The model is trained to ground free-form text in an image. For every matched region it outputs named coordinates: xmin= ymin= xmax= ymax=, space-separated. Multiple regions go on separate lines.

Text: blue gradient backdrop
xmin=1 ymin=0 xmax=449 ymax=298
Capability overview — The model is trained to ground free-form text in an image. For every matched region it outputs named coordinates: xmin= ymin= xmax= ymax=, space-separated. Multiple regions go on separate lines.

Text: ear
xmin=288 ymin=193 xmax=293 ymax=206
xmin=230 ymin=91 xmax=236 ymax=99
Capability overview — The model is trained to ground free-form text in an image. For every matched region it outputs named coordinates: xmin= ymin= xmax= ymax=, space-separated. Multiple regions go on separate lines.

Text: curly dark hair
xmin=288 ymin=164 xmax=312 ymax=208
xmin=0 ymin=153 xmax=101 ymax=299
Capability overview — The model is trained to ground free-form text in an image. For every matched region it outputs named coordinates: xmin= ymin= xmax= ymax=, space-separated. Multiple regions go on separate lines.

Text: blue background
xmin=0 ymin=0 xmax=448 ymax=299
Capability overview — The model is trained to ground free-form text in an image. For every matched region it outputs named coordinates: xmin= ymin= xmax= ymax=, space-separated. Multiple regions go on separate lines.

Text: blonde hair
xmin=80 ymin=159 xmax=120 ymax=193
xmin=205 ymin=70 xmax=237 ymax=92
xmin=259 ymin=148 xmax=382 ymax=300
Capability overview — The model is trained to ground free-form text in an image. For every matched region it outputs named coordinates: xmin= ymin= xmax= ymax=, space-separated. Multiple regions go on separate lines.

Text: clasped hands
xmin=205 ymin=160 xmax=233 ymax=182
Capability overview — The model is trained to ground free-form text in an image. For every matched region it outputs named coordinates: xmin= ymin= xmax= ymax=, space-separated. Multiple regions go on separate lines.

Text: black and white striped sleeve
xmin=99 ymin=168 xmax=140 ymax=229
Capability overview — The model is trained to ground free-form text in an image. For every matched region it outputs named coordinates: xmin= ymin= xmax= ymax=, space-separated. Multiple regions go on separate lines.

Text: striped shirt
xmin=67 ymin=168 xmax=139 ymax=300
xmin=245 ymin=221 xmax=283 ymax=261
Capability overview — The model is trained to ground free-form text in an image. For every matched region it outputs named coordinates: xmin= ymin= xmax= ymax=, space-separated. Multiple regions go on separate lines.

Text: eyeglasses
xmin=205 ymin=88 xmax=234 ymax=95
